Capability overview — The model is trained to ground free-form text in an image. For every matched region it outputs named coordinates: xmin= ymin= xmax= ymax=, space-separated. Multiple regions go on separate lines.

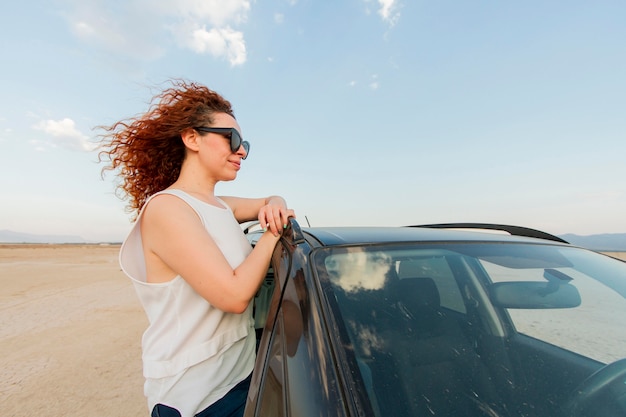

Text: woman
xmin=99 ymin=79 xmax=295 ymax=417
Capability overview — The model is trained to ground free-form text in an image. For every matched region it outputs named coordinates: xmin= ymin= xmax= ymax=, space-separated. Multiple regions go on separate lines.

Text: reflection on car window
xmin=325 ymin=249 xmax=392 ymax=292
xmin=484 ymin=249 xmax=626 ymax=364
xmin=256 ymin=311 xmax=285 ymax=417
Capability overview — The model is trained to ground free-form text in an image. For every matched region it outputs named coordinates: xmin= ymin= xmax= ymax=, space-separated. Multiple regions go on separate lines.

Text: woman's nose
xmin=237 ymin=142 xmax=249 ymax=160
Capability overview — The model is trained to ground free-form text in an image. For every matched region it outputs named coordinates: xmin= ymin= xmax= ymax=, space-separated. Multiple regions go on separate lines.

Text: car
xmin=243 ymin=219 xmax=626 ymax=417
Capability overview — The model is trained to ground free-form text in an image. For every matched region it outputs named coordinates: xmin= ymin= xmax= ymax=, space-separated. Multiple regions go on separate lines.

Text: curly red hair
xmin=98 ymin=79 xmax=235 ymax=217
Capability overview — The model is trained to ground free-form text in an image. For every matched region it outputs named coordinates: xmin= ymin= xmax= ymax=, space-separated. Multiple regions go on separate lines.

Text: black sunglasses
xmin=194 ymin=127 xmax=250 ymax=159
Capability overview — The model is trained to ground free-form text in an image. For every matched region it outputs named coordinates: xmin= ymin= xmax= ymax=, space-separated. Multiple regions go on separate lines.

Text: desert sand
xmin=1 ymin=244 xmax=147 ymax=416
xmin=603 ymin=251 xmax=626 ymax=262
xmin=2 ymin=245 xmax=625 ymax=417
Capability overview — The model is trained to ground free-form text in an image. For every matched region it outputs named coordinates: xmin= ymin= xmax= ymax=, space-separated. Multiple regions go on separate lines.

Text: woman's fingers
xmin=262 ymin=207 xmax=295 ymax=236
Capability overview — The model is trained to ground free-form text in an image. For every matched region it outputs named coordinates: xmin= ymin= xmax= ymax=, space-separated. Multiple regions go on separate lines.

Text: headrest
xmin=396 ymin=277 xmax=441 ymax=311
xmin=398 ymin=260 xmax=427 ymax=279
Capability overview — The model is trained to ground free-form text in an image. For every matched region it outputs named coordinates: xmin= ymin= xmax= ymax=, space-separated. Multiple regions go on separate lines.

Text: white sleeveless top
xmin=119 ymin=189 xmax=255 ymax=416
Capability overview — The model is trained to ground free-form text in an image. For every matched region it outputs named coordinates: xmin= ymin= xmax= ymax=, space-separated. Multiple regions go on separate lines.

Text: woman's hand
xmin=259 ymin=196 xmax=296 ymax=236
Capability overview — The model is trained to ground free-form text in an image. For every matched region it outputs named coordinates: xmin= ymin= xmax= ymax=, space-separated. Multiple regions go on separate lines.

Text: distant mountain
xmin=0 ymin=230 xmax=86 ymax=244
xmin=560 ymin=233 xmax=626 ymax=251
xmin=1 ymin=228 xmax=624 ymax=250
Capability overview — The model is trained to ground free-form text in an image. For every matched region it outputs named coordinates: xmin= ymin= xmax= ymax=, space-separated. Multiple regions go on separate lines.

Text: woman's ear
xmin=181 ymin=128 xmax=201 ymax=152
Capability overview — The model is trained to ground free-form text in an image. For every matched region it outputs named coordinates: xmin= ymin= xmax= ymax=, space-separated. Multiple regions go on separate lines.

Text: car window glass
xmin=255 ymin=311 xmax=285 ymax=417
xmin=253 ymin=267 xmax=275 ymax=330
xmin=482 ymin=253 xmax=626 ymax=364
xmin=313 ymin=243 xmax=626 ymax=416
xmin=317 ymin=246 xmax=508 ymax=416
xmin=396 ymin=257 xmax=466 ymax=313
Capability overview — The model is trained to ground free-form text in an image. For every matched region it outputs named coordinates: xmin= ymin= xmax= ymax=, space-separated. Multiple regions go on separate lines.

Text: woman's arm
xmin=140 ymin=194 xmax=293 ymax=313
xmin=221 ymin=195 xmax=295 ymax=236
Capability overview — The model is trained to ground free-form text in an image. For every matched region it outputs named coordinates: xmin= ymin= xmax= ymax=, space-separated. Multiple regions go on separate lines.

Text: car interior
xmin=325 ymin=247 xmax=624 ymax=417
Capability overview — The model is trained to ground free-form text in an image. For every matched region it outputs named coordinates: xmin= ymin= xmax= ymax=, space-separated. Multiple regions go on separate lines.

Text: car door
xmin=245 ymin=240 xmax=352 ymax=417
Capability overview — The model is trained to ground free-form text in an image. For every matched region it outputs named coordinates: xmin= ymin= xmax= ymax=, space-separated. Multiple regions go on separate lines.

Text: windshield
xmin=314 ymin=243 xmax=626 ymax=417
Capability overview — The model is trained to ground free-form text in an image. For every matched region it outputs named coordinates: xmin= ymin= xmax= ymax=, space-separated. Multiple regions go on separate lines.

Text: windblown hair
xmin=98 ymin=79 xmax=234 ymax=217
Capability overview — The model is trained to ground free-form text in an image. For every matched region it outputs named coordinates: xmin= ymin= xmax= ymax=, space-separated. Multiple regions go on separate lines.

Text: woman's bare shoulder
xmin=142 ymin=193 xmax=197 ymax=225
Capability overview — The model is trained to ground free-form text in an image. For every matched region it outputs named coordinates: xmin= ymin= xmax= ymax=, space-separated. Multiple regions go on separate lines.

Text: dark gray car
xmin=244 ymin=220 xmax=626 ymax=417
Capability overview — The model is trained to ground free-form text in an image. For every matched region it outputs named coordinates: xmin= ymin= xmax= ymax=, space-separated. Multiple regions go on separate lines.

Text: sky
xmin=1 ymin=0 xmax=625 ymax=242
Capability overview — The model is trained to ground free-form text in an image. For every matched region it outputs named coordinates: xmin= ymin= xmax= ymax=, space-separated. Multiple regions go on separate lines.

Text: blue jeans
xmin=151 ymin=374 xmax=252 ymax=417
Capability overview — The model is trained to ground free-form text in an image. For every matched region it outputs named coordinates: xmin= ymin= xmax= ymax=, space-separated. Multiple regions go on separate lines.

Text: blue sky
xmin=1 ymin=0 xmax=624 ymax=242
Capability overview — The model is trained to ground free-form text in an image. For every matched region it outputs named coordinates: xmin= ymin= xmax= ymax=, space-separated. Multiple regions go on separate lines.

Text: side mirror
xmin=490 ymin=281 xmax=581 ymax=309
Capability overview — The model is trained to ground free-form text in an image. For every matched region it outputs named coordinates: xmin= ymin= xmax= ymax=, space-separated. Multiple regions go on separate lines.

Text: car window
xmin=483 ymin=249 xmax=626 ymax=364
xmin=255 ymin=310 xmax=285 ymax=417
xmin=314 ymin=243 xmax=626 ymax=417
xmin=253 ymin=268 xmax=275 ymax=330
xmin=318 ymin=246 xmax=505 ymax=416
xmin=395 ymin=256 xmax=466 ymax=313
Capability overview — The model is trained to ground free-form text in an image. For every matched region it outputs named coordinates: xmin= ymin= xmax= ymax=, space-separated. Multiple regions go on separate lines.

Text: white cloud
xmin=32 ymin=118 xmax=95 ymax=152
xmin=156 ymin=0 xmax=251 ymax=65
xmin=145 ymin=0 xmax=251 ymax=65
xmin=369 ymin=74 xmax=379 ymax=90
xmin=154 ymin=0 xmax=250 ymax=26
xmin=62 ymin=0 xmax=251 ymax=65
xmin=364 ymin=0 xmax=401 ymax=25
xmin=182 ymin=26 xmax=247 ymax=66
xmin=325 ymin=250 xmax=392 ymax=293
xmin=64 ymin=3 xmax=164 ymax=60
xmin=274 ymin=13 xmax=285 ymax=24
xmin=347 ymin=76 xmax=379 ymax=90
xmin=378 ymin=0 xmax=399 ymax=24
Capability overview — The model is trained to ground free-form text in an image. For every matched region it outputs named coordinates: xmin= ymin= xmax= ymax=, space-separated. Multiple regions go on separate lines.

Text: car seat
xmin=372 ymin=277 xmax=507 ymax=416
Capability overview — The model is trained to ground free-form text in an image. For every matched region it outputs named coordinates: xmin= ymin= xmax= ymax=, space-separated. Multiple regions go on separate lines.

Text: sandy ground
xmin=1 ymin=245 xmax=148 ymax=417
xmin=603 ymin=251 xmax=626 ymax=262
xmin=1 ymin=245 xmax=625 ymax=417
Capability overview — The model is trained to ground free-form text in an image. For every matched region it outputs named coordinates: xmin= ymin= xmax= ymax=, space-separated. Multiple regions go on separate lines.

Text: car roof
xmin=301 ymin=226 xmax=568 ymax=247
